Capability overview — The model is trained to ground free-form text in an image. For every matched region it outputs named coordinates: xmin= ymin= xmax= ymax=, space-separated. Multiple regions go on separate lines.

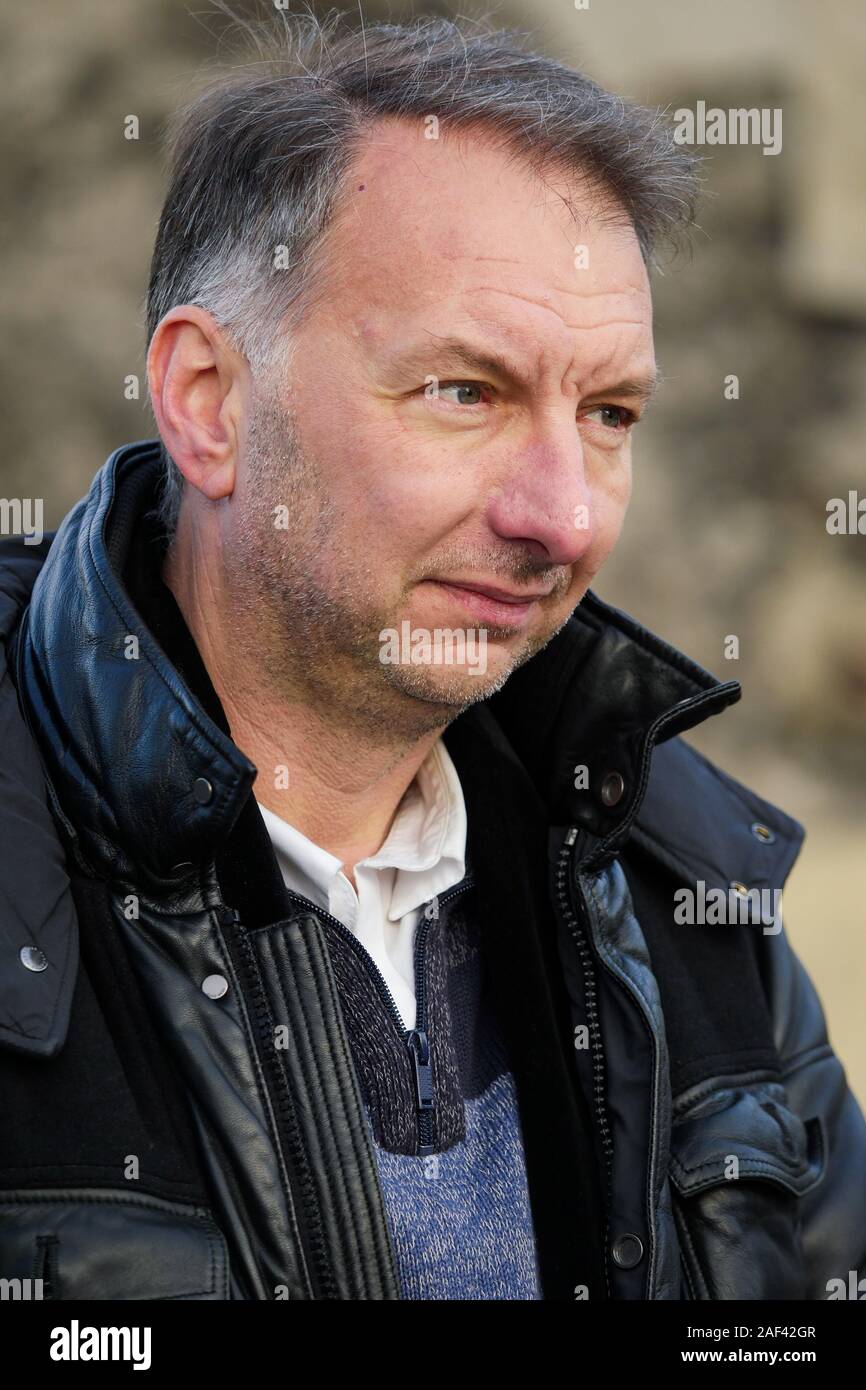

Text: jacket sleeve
xmin=760 ymin=920 xmax=866 ymax=1297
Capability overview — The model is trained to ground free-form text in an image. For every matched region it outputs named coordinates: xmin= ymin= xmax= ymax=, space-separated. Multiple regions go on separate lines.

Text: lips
xmin=423 ymin=578 xmax=548 ymax=629
xmin=434 ymin=579 xmax=553 ymax=604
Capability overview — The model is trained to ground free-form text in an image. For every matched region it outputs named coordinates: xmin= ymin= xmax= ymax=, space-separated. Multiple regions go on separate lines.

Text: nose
xmin=484 ymin=421 xmax=597 ymax=567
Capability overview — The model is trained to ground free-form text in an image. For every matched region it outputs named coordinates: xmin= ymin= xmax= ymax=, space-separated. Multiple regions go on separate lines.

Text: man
xmin=0 ymin=13 xmax=863 ymax=1301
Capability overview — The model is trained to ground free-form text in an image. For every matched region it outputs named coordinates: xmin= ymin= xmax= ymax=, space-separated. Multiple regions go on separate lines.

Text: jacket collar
xmin=15 ymin=440 xmax=256 ymax=889
xmin=15 ymin=438 xmax=744 ymax=887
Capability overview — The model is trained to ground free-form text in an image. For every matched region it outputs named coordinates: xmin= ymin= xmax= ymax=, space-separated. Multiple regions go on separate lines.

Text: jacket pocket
xmin=668 ymin=1079 xmax=825 ymax=1299
xmin=0 ymin=1188 xmax=229 ymax=1300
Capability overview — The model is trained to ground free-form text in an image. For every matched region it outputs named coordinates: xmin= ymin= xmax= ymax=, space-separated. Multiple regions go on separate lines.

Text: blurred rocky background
xmin=1 ymin=0 xmax=863 ymax=1102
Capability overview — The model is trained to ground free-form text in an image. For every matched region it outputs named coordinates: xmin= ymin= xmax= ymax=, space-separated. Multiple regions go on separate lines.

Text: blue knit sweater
xmin=299 ymin=876 xmax=543 ymax=1300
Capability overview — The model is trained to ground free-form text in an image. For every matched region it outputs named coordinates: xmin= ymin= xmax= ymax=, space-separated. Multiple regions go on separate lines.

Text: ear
xmin=147 ymin=305 xmax=249 ymax=501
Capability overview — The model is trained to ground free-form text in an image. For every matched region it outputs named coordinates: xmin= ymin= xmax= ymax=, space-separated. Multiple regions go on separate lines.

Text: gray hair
xmin=145 ymin=4 xmax=701 ymax=537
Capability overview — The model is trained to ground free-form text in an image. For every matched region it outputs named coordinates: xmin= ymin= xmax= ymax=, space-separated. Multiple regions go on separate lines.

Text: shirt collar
xmin=256 ymin=737 xmax=467 ymax=923
xmin=255 ymin=801 xmax=342 ymax=915
xmin=372 ymin=738 xmax=467 ymax=920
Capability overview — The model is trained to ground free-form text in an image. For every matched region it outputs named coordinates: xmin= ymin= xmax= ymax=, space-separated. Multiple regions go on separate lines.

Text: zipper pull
xmin=406 ymin=1028 xmax=435 ymax=1156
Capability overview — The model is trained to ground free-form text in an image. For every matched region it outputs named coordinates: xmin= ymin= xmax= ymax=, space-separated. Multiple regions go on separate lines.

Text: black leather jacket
xmin=0 ymin=439 xmax=864 ymax=1300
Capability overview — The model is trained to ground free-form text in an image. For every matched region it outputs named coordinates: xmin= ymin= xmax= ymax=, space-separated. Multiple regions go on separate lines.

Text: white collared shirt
xmin=256 ymin=738 xmax=467 ymax=1031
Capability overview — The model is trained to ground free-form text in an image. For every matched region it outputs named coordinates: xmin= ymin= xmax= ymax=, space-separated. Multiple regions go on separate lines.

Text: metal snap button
xmin=202 ymin=974 xmax=229 ymax=1000
xmin=730 ymin=881 xmax=751 ymax=897
xmin=750 ymin=822 xmax=776 ymax=844
xmin=611 ymin=1233 xmax=644 ymax=1269
xmin=193 ymin=777 xmax=214 ymax=805
xmin=600 ymin=771 xmax=626 ymax=807
xmin=20 ymin=946 xmax=48 ymax=973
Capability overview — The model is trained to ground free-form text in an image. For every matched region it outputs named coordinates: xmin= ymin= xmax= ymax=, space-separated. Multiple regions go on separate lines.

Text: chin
xmin=381 ymin=646 xmax=518 ymax=707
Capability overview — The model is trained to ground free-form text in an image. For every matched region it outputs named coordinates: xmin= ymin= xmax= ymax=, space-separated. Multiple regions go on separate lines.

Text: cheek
xmin=354 ymin=419 xmax=476 ymax=534
xmin=608 ymin=457 xmax=633 ymax=527
xmin=588 ymin=454 xmax=632 ymax=554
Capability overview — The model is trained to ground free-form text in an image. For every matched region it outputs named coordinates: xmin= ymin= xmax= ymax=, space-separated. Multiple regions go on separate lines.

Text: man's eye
xmin=431 ymin=381 xmax=489 ymax=407
xmin=584 ymin=404 xmax=635 ymax=430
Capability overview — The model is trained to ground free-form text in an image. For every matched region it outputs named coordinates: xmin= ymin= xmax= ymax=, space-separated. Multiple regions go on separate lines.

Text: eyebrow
xmin=392 ymin=334 xmax=663 ymax=406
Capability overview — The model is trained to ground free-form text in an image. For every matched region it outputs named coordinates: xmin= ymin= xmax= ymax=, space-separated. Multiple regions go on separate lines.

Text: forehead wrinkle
xmin=460 ymin=293 xmax=652 ymax=374
xmin=458 ymin=287 xmax=651 ymax=350
xmin=465 ymin=282 xmax=650 ymax=314
xmin=376 ymin=266 xmax=654 ymax=390
xmin=392 ymin=326 xmax=657 ymax=402
xmin=443 ymin=254 xmax=527 ymax=266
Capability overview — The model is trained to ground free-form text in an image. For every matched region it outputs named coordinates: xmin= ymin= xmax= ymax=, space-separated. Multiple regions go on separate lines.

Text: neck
xmin=162 ymin=536 xmax=447 ymax=874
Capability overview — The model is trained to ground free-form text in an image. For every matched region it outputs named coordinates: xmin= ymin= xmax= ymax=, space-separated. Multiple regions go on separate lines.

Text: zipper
xmin=554 ymin=829 xmax=614 ymax=1287
xmin=281 ymin=878 xmax=474 ymax=1157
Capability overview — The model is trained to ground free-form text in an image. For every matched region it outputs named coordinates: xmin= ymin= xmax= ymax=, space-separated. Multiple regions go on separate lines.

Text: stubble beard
xmin=222 ymin=381 xmax=566 ymax=744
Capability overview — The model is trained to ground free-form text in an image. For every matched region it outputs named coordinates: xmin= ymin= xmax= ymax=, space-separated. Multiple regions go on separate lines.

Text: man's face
xmin=225 ymin=119 xmax=656 ymax=735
